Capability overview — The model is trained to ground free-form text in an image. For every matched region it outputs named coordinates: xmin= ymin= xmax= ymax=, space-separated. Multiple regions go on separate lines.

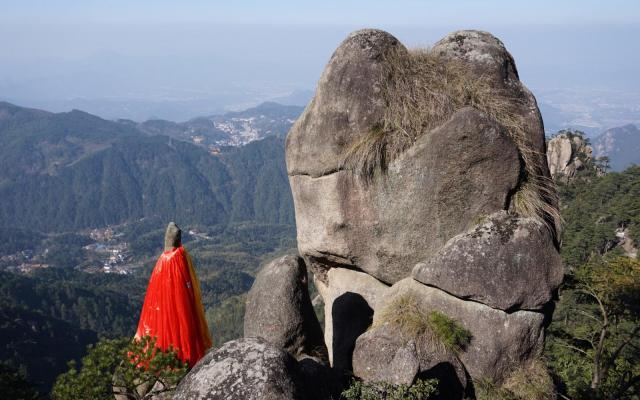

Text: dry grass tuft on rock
xmin=474 ymin=358 xmax=556 ymax=400
xmin=374 ymin=292 xmax=472 ymax=354
xmin=502 ymin=358 xmax=556 ymax=400
xmin=340 ymin=47 xmax=560 ymax=236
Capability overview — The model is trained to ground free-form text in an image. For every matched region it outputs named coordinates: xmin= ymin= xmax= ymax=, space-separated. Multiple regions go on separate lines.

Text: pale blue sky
xmin=2 ymin=0 xmax=639 ymax=24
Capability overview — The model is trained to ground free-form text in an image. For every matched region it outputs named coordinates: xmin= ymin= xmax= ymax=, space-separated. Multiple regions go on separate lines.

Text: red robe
xmin=135 ymin=246 xmax=212 ymax=367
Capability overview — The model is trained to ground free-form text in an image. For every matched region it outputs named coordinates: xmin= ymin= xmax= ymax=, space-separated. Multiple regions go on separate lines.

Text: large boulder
xmin=314 ymin=267 xmax=388 ymax=370
xmin=286 ymin=28 xmax=556 ymax=285
xmin=290 ymin=107 xmax=522 ymax=285
xmin=381 ymin=279 xmax=545 ymax=383
xmin=412 ymin=211 xmax=564 ymax=311
xmin=244 ymin=255 xmax=328 ymax=361
xmin=172 ymin=338 xmax=304 ymax=400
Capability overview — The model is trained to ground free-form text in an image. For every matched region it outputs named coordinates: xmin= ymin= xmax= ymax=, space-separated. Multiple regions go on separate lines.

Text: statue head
xmin=164 ymin=222 xmax=182 ymax=251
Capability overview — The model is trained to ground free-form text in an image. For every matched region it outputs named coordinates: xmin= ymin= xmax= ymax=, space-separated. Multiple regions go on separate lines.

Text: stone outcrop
xmin=172 ymin=338 xmax=342 ymax=400
xmin=172 ymin=338 xmax=304 ymax=400
xmin=412 ymin=211 xmax=563 ymax=311
xmin=287 ymin=28 xmax=560 ymax=396
xmin=287 ymin=29 xmax=533 ymax=286
xmin=547 ymin=131 xmax=593 ymax=180
xmin=244 ymin=255 xmax=327 ymax=361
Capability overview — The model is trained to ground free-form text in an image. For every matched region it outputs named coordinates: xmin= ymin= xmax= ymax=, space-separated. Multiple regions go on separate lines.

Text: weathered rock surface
xmin=412 ymin=211 xmax=564 ymax=311
xmin=432 ymin=30 xmax=519 ymax=85
xmin=172 ymin=337 xmax=304 ymax=400
xmin=291 ymin=107 xmax=522 ymax=285
xmin=314 ymin=267 xmax=388 ymax=370
xmin=547 ymin=131 xmax=593 ymax=180
xmin=381 ymin=279 xmax=545 ymax=383
xmin=432 ymin=30 xmax=549 ymax=170
xmin=352 ymin=324 xmax=421 ymax=386
xmin=244 ymin=255 xmax=327 ymax=361
xmin=352 ymin=322 xmax=470 ymax=399
xmin=286 ymin=29 xmax=401 ymax=177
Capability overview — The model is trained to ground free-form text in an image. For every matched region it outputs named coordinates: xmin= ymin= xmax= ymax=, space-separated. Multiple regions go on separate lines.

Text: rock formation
xmin=171 ymin=337 xmax=341 ymax=400
xmin=176 ymin=28 xmax=563 ymax=400
xmin=244 ymin=255 xmax=328 ymax=361
xmin=172 ymin=337 xmax=304 ymax=400
xmin=287 ymin=28 xmax=562 ymax=396
xmin=547 ymin=130 xmax=593 ymax=180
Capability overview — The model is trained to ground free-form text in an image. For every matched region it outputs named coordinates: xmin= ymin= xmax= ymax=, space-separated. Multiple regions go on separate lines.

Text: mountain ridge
xmin=0 ymin=101 xmax=295 ymax=233
xmin=593 ymin=123 xmax=640 ymax=171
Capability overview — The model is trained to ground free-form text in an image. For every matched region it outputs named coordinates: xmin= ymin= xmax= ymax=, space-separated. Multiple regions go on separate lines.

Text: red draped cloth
xmin=135 ymin=246 xmax=212 ymax=367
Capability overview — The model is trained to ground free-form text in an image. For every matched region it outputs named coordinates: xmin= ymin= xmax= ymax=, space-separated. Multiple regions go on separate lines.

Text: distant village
xmin=1 ymin=226 xmax=136 ymax=275
xmin=1 ymin=224 xmax=217 ymax=275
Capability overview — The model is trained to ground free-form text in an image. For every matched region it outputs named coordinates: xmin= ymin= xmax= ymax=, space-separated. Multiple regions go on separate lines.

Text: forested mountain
xmin=593 ymin=124 xmax=640 ymax=171
xmin=0 ymin=102 xmax=294 ymax=232
xmin=0 ymin=269 xmax=136 ymax=393
xmin=546 ymin=155 xmax=639 ymax=399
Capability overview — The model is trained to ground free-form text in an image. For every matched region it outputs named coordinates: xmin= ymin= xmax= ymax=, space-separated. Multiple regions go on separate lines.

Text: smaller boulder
xmin=244 ymin=255 xmax=328 ymax=361
xmin=381 ymin=278 xmax=545 ymax=383
xmin=352 ymin=324 xmax=420 ymax=385
xmin=412 ymin=211 xmax=563 ymax=311
xmin=172 ymin=337 xmax=304 ymax=400
xmin=353 ymin=320 xmax=469 ymax=399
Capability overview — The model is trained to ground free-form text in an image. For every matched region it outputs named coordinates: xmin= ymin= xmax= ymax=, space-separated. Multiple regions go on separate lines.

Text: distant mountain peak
xmin=593 ymin=123 xmax=640 ymax=171
xmin=138 ymin=102 xmax=303 ymax=149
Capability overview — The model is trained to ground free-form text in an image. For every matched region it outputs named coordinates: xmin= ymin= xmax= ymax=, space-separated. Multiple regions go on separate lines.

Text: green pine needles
xmin=51 ymin=335 xmax=187 ymax=400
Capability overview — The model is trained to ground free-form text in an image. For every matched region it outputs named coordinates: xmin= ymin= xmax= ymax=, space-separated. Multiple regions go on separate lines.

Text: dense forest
xmin=546 ymin=157 xmax=639 ymax=398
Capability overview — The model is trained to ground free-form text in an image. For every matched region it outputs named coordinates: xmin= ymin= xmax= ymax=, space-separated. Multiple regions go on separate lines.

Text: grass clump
xmin=374 ymin=293 xmax=472 ymax=354
xmin=340 ymin=47 xmax=560 ymax=237
xmin=341 ymin=377 xmax=438 ymax=400
xmin=502 ymin=358 xmax=556 ymax=400
xmin=475 ymin=358 xmax=556 ymax=400
xmin=426 ymin=311 xmax=473 ymax=354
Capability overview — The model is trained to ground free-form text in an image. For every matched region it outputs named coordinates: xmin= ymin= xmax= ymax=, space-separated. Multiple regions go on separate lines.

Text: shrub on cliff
xmin=51 ymin=336 xmax=187 ymax=400
xmin=546 ymin=255 xmax=640 ymax=399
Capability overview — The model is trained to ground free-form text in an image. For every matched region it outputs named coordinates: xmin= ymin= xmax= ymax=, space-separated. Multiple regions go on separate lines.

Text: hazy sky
xmin=1 ymin=1 xmax=639 ymax=121
xmin=3 ymin=1 xmax=639 ymax=24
